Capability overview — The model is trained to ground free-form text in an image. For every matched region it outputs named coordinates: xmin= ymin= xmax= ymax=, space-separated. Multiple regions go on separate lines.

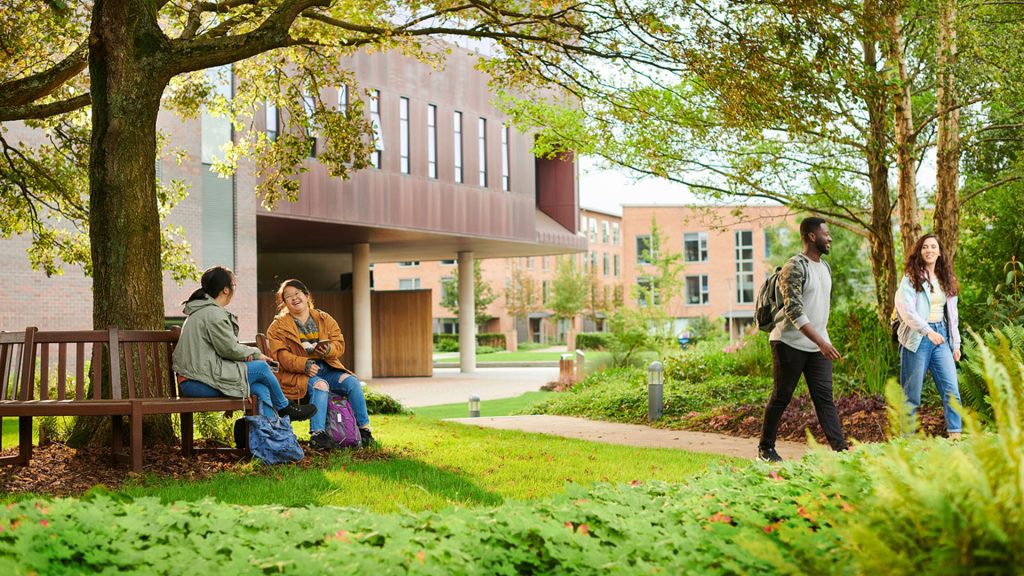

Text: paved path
xmin=366 ymin=366 xmax=556 ymax=408
xmin=447 ymin=415 xmax=808 ymax=461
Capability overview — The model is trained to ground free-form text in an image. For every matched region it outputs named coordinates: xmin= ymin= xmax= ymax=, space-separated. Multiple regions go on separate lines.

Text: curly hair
xmin=904 ymin=234 xmax=959 ymax=296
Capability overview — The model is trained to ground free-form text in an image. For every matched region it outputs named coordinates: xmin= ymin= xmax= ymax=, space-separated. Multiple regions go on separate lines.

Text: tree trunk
xmin=68 ymin=0 xmax=177 ymax=447
xmin=885 ymin=10 xmax=922 ymax=256
xmin=934 ymin=0 xmax=961 ymax=264
xmin=862 ymin=16 xmax=899 ymax=324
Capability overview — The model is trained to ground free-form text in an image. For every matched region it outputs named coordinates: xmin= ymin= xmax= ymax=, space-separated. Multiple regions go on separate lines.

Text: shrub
xmin=433 ymin=333 xmax=507 ymax=352
xmin=364 ymin=389 xmax=406 ymax=415
xmin=828 ymin=302 xmax=899 ymax=396
xmin=959 ymin=324 xmax=1024 ymax=424
xmin=477 ymin=332 xmax=506 ymax=348
xmin=433 ymin=335 xmax=459 ymax=352
xmin=575 ymin=332 xmax=612 ymax=350
xmin=528 ymin=367 xmax=771 ymax=423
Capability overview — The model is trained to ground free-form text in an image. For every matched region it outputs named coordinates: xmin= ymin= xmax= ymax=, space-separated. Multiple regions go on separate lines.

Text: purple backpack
xmin=326 ymin=393 xmax=361 ymax=448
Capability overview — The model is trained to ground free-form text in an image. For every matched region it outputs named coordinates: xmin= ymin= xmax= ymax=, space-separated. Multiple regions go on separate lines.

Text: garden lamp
xmin=468 ymin=395 xmax=481 ymax=418
xmin=647 ymin=361 xmax=664 ymax=423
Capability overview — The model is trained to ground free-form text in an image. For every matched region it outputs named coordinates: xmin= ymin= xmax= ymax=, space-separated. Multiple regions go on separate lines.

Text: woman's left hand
xmin=953 ymin=349 xmax=961 ymax=362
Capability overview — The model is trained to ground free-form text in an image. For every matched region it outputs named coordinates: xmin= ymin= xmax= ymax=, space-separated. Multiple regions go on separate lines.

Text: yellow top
xmin=927 ymin=280 xmax=946 ymax=323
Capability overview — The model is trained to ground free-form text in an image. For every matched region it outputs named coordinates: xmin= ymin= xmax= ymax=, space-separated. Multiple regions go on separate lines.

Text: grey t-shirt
xmin=770 ymin=258 xmax=832 ymax=353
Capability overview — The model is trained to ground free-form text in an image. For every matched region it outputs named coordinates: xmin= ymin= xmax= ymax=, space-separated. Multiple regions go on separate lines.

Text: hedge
xmin=575 ymin=332 xmax=612 ymax=350
xmin=433 ymin=332 xmax=506 ymax=351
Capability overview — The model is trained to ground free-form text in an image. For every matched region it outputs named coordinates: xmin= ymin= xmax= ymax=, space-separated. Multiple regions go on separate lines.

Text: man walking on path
xmin=758 ymin=217 xmax=848 ymax=462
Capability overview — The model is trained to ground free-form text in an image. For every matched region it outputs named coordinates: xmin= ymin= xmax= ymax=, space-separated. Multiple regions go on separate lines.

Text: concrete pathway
xmin=366 ymin=366 xmax=556 ymax=408
xmin=446 ymin=415 xmax=808 ymax=461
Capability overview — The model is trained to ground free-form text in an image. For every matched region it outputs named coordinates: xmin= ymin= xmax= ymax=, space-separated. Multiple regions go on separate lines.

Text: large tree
xmin=0 ymin=0 xmax=676 ymax=444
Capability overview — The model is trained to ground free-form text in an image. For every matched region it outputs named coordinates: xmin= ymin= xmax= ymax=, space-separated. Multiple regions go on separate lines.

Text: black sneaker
xmin=309 ymin=431 xmax=336 ymax=452
xmin=758 ymin=447 xmax=783 ymax=463
xmin=280 ymin=402 xmax=317 ymax=422
xmin=359 ymin=427 xmax=376 ymax=447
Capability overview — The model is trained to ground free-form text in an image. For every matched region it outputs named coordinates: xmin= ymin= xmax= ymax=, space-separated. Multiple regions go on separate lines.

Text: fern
xmin=960 ymin=324 xmax=1024 ymax=424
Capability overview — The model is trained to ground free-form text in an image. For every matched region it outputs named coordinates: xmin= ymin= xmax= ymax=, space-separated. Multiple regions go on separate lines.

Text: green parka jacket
xmin=171 ymin=295 xmax=261 ymax=398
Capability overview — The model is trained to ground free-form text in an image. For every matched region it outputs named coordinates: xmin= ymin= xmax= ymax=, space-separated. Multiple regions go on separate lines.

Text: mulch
xmin=0 ymin=440 xmax=389 ymax=498
xmin=676 ymin=394 xmax=949 ymax=444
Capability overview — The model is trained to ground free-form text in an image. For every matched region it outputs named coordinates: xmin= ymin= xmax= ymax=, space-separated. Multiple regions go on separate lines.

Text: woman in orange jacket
xmin=266 ymin=279 xmax=374 ymax=450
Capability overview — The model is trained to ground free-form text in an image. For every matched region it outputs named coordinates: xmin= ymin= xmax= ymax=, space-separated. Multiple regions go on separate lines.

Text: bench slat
xmin=0 ymin=342 xmax=10 ymax=401
xmin=39 ymin=344 xmax=48 ymax=401
xmin=76 ymin=342 xmax=85 ymax=401
xmin=91 ymin=342 xmax=102 ymax=401
xmin=57 ymin=342 xmax=67 ymax=401
xmin=108 ymin=328 xmax=122 ymax=401
xmin=123 ymin=341 xmax=136 ymax=400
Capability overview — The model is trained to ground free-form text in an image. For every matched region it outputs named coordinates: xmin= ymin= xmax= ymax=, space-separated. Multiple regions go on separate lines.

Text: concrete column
xmin=458 ymin=251 xmax=476 ymax=372
xmin=352 ymin=243 xmax=373 ymax=379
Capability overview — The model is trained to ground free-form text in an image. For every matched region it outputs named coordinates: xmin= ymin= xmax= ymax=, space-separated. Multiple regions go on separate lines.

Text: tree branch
xmin=961 ymin=175 xmax=1022 ymax=204
xmin=0 ymin=43 xmax=88 ymax=108
xmin=0 ymin=93 xmax=91 ymax=122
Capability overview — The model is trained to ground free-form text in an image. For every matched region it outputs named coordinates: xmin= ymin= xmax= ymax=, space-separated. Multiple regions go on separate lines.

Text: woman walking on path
xmin=173 ymin=266 xmax=316 ymax=422
xmin=266 ymin=279 xmax=375 ymax=451
xmin=894 ymin=234 xmax=963 ymax=439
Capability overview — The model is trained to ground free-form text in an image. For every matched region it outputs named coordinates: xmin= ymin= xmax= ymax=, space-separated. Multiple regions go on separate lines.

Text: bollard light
xmin=647 ymin=361 xmax=664 ymax=423
xmin=468 ymin=395 xmax=481 ymax=418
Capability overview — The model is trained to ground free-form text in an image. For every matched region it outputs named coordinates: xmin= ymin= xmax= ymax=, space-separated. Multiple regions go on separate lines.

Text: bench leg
xmin=111 ymin=415 xmax=124 ymax=464
xmin=18 ymin=416 xmax=32 ymax=465
xmin=130 ymin=402 xmax=143 ymax=473
xmin=181 ymin=412 xmax=194 ymax=458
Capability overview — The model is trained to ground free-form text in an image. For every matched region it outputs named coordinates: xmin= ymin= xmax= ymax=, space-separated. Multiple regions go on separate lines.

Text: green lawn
xmin=435 ymin=350 xmax=614 ymax=366
xmin=411 ymin=391 xmax=553 ymax=419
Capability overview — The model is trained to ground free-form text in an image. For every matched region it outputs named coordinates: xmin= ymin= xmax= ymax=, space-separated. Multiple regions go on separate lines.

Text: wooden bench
xmin=0 ymin=327 xmax=258 ymax=472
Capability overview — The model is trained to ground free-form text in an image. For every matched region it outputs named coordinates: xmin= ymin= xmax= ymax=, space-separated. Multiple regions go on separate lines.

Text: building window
xmin=612 ymin=222 xmax=620 ymax=245
xmin=542 ymin=280 xmax=550 ymax=303
xmin=637 ymin=277 xmax=660 ymax=307
xmin=636 ymin=235 xmax=655 ymax=265
xmin=684 ymin=232 xmax=709 ymax=263
xmin=501 ymin=124 xmax=510 ymax=191
xmin=478 ymin=117 xmax=487 ymax=187
xmin=338 ymin=85 xmax=348 ymax=111
xmin=603 ymin=253 xmax=610 ymax=276
xmin=399 ymin=96 xmax=410 ymax=174
xmin=440 ymin=259 xmax=455 ymax=265
xmin=602 ymin=221 xmax=610 ymax=243
xmin=590 ymin=252 xmax=597 ymax=271
xmin=735 ymin=230 xmax=755 ymax=304
xmin=685 ymin=275 xmax=710 ymax=305
xmin=542 ymin=257 xmax=549 ymax=271
xmin=398 ymin=261 xmax=420 ymax=267
xmin=588 ymin=218 xmax=597 ymax=241
xmin=399 ymin=278 xmax=421 ymax=290
xmin=614 ymin=254 xmax=620 ymax=276
xmin=764 ymin=229 xmax=772 ymax=259
xmin=370 ymin=89 xmax=383 ymax=169
xmin=427 ymin=104 xmax=437 ymax=179
xmin=265 ymin=101 xmax=278 ymax=141
xmin=453 ymin=111 xmax=463 ymax=183
xmin=526 ymin=256 xmax=534 ymax=269
xmin=440 ymin=276 xmax=455 ymax=297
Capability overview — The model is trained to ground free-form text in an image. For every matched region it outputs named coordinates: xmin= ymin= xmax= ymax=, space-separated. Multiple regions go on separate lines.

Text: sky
xmin=577 ymin=156 xmax=701 ymax=216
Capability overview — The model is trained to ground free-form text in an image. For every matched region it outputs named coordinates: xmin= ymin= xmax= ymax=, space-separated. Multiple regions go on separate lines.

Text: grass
xmin=4 ymin=415 xmax=737 ymax=513
xmin=411 ymin=391 xmax=554 ymax=419
xmin=435 ymin=350 xmax=566 ymax=363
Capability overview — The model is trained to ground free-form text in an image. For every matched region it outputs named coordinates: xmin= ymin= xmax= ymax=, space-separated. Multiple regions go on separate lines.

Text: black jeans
xmin=759 ymin=341 xmax=848 ymax=451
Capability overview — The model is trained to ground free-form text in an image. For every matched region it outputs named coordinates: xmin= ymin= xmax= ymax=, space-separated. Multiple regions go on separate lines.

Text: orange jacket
xmin=265 ymin=308 xmax=351 ymax=400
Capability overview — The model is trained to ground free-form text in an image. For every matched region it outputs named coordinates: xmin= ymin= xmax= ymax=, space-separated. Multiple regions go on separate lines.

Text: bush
xmin=959 ymin=324 xmax=1024 ymax=424
xmin=433 ymin=333 xmax=507 ymax=352
xmin=828 ymin=302 xmax=899 ymax=397
xmin=528 ymin=367 xmax=771 ymax=423
xmin=575 ymin=332 xmax=612 ymax=350
xmin=363 ymin=389 xmax=406 ymax=415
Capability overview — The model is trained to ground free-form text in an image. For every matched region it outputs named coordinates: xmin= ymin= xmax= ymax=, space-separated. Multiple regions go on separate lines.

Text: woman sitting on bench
xmin=172 ymin=266 xmax=316 ymax=422
xmin=266 ymin=279 xmax=374 ymax=451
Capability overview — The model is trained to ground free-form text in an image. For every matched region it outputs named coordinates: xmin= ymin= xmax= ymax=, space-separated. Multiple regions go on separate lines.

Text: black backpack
xmin=755 ymin=254 xmax=818 ymax=333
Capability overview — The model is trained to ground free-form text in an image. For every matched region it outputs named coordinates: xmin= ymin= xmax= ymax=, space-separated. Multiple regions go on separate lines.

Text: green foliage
xmin=685 ymin=315 xmax=721 ymax=342
xmin=363 ymin=389 xmax=406 ymax=415
xmin=548 ymin=255 xmax=589 ymax=322
xmin=440 ymin=261 xmax=498 ymax=325
xmin=575 ymin=332 xmax=612 ymax=350
xmin=959 ymin=324 xmax=1024 ymax=424
xmin=529 ymin=366 xmax=771 ymax=423
xmin=433 ymin=335 xmax=459 ymax=352
xmin=767 ymin=222 xmax=875 ymax=307
xmin=432 ymin=332 xmax=507 ymax=352
xmin=828 ymin=302 xmax=900 ymax=397
xmin=632 ymin=218 xmax=686 ymax=351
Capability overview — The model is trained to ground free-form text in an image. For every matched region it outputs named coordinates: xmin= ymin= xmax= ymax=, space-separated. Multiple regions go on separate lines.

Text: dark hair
xmin=905 ymin=233 xmax=959 ymax=296
xmin=800 ymin=217 xmax=827 ymax=242
xmin=184 ymin=266 xmax=235 ymax=303
xmin=276 ymin=279 xmax=314 ymax=312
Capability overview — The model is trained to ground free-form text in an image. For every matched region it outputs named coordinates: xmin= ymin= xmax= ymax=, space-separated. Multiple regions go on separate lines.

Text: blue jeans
xmin=900 ymin=321 xmax=962 ymax=433
xmin=180 ymin=361 xmax=289 ymax=418
xmin=305 ymin=362 xmax=370 ymax=432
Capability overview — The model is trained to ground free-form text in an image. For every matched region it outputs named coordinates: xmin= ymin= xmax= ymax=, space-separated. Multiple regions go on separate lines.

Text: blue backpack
xmin=245 ymin=415 xmax=304 ymax=464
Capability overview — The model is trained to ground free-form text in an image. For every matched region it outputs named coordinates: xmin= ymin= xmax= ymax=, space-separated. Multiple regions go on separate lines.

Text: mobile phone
xmin=266 ymin=359 xmax=280 ymax=373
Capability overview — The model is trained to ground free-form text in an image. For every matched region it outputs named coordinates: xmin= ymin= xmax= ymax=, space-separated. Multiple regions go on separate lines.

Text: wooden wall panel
xmin=371 ymin=290 xmax=432 ymax=377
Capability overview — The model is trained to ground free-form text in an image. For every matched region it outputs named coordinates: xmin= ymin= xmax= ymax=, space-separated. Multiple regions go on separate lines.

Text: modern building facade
xmin=0 ymin=44 xmax=586 ymax=376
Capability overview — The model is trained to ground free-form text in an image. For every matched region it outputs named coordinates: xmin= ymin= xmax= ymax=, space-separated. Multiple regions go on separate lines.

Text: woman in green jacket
xmin=172 ymin=266 xmax=315 ymax=421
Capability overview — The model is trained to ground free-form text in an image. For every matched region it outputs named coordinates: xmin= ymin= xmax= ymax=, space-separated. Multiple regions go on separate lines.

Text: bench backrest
xmin=22 ymin=327 xmax=181 ymax=401
xmin=0 ymin=328 xmax=37 ymax=402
